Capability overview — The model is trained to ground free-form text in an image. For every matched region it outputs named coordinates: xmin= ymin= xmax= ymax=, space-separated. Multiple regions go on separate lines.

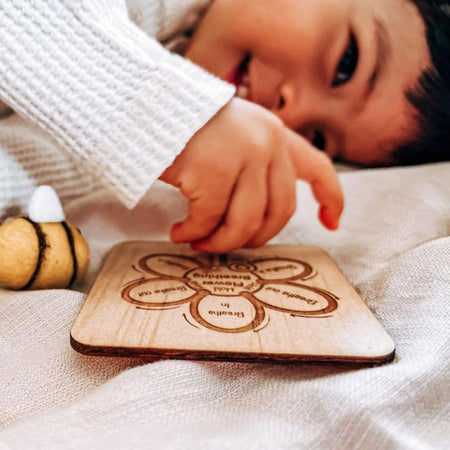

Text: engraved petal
xmin=190 ymin=294 xmax=265 ymax=333
xmin=139 ymin=254 xmax=201 ymax=277
xmin=252 ymin=258 xmax=314 ymax=281
xmin=254 ymin=283 xmax=338 ymax=315
xmin=122 ymin=278 xmax=196 ymax=308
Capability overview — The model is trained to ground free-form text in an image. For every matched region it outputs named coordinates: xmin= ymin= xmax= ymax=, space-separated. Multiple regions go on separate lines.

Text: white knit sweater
xmin=0 ymin=0 xmax=235 ymax=219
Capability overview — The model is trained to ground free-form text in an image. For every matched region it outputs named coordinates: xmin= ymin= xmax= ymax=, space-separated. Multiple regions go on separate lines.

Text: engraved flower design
xmin=121 ymin=253 xmax=338 ymax=333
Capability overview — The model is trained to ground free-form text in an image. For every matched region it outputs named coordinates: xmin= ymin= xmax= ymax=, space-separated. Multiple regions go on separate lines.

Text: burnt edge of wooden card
xmin=70 ymin=334 xmax=395 ymax=366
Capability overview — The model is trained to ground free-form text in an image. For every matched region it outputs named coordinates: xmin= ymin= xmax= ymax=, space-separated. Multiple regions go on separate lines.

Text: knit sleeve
xmin=0 ymin=0 xmax=235 ymax=208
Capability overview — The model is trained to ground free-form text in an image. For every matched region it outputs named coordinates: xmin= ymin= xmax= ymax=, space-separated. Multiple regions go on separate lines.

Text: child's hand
xmin=160 ymin=98 xmax=343 ymax=253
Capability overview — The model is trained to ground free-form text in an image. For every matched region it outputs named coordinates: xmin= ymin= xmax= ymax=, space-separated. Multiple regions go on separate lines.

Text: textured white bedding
xmin=0 ymin=162 xmax=449 ymax=449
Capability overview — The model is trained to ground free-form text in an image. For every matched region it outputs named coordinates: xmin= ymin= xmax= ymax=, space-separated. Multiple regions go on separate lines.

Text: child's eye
xmin=312 ymin=130 xmax=326 ymax=151
xmin=333 ymin=34 xmax=359 ymax=87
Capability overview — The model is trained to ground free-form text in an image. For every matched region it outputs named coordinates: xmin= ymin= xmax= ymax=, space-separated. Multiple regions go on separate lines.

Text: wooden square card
xmin=71 ymin=242 xmax=395 ymax=364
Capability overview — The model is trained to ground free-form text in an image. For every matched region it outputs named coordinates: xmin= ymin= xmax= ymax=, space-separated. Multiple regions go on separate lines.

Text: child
xmin=0 ymin=0 xmax=448 ymax=253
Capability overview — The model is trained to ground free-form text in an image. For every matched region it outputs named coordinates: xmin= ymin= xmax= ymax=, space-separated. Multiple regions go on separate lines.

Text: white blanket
xmin=1 ymin=162 xmax=449 ymax=449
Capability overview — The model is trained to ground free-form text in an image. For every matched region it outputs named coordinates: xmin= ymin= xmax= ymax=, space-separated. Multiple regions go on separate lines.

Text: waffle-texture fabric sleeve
xmin=127 ymin=0 xmax=212 ymax=41
xmin=0 ymin=0 xmax=235 ymax=208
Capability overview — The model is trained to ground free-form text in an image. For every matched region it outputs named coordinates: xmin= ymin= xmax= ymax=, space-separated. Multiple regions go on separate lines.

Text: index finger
xmin=285 ymin=129 xmax=344 ymax=230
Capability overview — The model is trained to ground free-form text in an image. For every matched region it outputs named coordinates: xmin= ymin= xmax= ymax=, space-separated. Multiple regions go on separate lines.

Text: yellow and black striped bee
xmin=0 ymin=217 xmax=89 ymax=289
xmin=0 ymin=216 xmax=89 ymax=290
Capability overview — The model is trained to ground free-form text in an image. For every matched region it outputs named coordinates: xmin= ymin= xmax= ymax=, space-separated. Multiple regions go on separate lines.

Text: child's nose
xmin=273 ymin=79 xmax=325 ymax=132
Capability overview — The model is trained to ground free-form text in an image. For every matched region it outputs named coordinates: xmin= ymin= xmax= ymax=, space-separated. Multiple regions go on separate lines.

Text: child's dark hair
xmin=393 ymin=0 xmax=450 ymax=165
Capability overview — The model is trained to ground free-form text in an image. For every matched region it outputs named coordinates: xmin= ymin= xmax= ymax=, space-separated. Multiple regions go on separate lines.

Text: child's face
xmin=186 ymin=0 xmax=430 ymax=165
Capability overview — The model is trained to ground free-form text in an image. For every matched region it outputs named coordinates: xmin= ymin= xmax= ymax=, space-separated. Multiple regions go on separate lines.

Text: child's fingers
xmin=286 ymin=129 xmax=344 ymax=229
xmin=244 ymin=152 xmax=297 ymax=248
xmin=170 ymin=179 xmax=234 ymax=244
xmin=191 ymin=165 xmax=268 ymax=253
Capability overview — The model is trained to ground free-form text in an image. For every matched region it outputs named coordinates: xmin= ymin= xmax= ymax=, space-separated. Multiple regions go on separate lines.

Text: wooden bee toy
xmin=0 ymin=186 xmax=89 ymax=290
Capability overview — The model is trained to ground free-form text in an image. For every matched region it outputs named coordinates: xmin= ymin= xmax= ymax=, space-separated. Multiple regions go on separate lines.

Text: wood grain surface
xmin=71 ymin=242 xmax=395 ymax=365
